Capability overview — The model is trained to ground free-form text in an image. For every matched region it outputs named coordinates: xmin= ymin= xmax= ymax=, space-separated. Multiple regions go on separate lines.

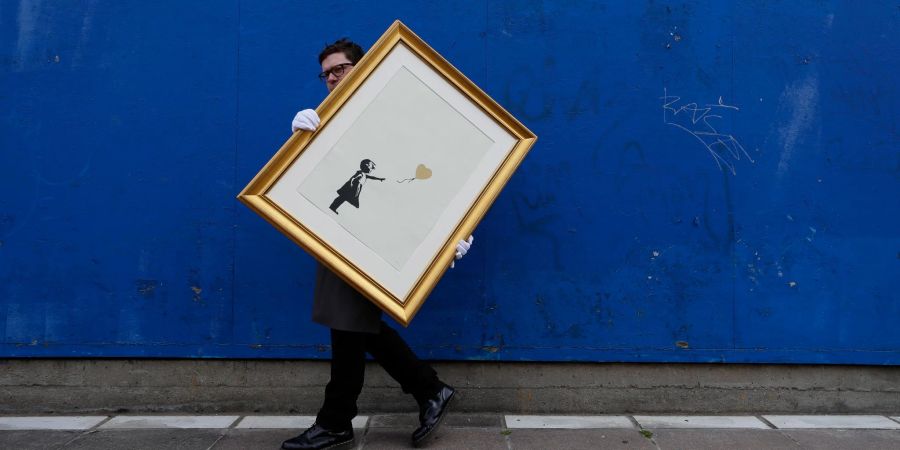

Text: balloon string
xmin=396 ymin=178 xmax=416 ymax=183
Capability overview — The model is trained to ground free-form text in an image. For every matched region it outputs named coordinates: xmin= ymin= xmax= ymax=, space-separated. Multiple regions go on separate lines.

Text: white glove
xmin=291 ymin=109 xmax=320 ymax=133
xmin=450 ymin=235 xmax=474 ymax=269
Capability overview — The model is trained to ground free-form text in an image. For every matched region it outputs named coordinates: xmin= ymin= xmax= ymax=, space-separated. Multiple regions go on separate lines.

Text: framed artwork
xmin=238 ymin=20 xmax=536 ymax=325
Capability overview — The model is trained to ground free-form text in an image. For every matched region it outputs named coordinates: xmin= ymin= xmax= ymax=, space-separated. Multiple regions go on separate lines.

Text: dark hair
xmin=319 ymin=38 xmax=364 ymax=65
xmin=359 ymin=159 xmax=373 ymax=170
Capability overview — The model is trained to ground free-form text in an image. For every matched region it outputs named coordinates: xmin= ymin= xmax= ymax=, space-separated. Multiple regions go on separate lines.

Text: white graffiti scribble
xmin=661 ymin=88 xmax=754 ymax=175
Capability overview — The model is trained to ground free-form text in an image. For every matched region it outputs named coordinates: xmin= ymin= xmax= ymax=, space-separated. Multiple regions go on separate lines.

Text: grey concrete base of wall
xmin=1 ymin=360 xmax=898 ymax=415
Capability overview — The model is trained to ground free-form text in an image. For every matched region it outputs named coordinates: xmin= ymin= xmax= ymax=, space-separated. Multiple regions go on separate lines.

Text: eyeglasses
xmin=318 ymin=63 xmax=354 ymax=82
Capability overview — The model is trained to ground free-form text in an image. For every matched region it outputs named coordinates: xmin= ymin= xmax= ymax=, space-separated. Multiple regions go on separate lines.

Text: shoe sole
xmin=412 ymin=390 xmax=457 ymax=448
xmin=325 ymin=440 xmax=354 ymax=450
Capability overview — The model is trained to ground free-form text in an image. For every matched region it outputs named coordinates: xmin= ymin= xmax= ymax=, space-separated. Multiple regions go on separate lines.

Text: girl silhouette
xmin=329 ymin=159 xmax=385 ymax=214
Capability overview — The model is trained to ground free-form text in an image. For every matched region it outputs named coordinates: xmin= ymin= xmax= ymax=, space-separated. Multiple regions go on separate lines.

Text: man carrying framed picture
xmin=281 ymin=38 xmax=474 ymax=450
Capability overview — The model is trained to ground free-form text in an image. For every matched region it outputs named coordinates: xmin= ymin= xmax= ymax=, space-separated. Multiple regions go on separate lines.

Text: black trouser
xmin=316 ymin=321 xmax=443 ymax=430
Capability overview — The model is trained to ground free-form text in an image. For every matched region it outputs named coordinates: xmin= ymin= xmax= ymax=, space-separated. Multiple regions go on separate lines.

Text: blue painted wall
xmin=2 ymin=1 xmax=898 ymax=364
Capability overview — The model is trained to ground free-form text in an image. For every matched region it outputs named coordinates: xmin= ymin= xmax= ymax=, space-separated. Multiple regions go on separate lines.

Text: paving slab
xmin=0 ymin=430 xmax=80 ymax=449
xmin=100 ymin=415 xmax=240 ymax=429
xmin=634 ymin=415 xmax=769 ymax=429
xmin=368 ymin=414 xmax=418 ymax=428
xmin=234 ymin=415 xmax=313 ymax=429
xmin=782 ymin=429 xmax=900 ymax=450
xmin=445 ymin=413 xmax=503 ymax=428
xmin=0 ymin=416 xmax=108 ymax=430
xmin=62 ymin=429 xmax=226 ymax=450
xmin=764 ymin=415 xmax=900 ymax=429
xmin=369 ymin=413 xmax=501 ymax=428
xmin=234 ymin=415 xmax=368 ymax=429
xmin=649 ymin=429 xmax=802 ymax=450
xmin=506 ymin=415 xmax=633 ymax=429
xmin=361 ymin=427 xmax=507 ymax=449
xmin=210 ymin=429 xmax=363 ymax=450
xmin=506 ymin=429 xmax=656 ymax=450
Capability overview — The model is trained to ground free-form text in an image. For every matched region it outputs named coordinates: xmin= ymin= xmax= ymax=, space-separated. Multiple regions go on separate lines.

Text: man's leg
xmin=316 ymin=328 xmax=367 ymax=430
xmin=283 ymin=328 xmax=362 ymax=449
xmin=364 ymin=321 xmax=455 ymax=446
xmin=364 ymin=321 xmax=444 ymax=404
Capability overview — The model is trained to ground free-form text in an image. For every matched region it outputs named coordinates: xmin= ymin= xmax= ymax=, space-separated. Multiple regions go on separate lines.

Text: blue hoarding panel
xmin=1 ymin=1 xmax=898 ymax=363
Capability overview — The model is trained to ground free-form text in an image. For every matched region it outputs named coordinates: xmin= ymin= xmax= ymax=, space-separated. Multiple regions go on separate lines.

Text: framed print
xmin=238 ymin=20 xmax=536 ymax=325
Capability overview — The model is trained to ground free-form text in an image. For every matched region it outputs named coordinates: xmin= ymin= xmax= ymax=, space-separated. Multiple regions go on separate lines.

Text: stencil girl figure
xmin=329 ymin=159 xmax=385 ymax=214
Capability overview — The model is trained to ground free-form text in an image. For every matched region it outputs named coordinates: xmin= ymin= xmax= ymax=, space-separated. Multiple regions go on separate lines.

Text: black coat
xmin=311 ymin=262 xmax=382 ymax=333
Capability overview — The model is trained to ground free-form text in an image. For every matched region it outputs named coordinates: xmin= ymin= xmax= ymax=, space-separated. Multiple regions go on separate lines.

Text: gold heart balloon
xmin=415 ymin=164 xmax=432 ymax=180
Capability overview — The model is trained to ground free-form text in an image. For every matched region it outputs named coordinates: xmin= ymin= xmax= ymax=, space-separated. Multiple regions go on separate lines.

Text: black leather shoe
xmin=411 ymin=385 xmax=456 ymax=447
xmin=281 ymin=423 xmax=354 ymax=450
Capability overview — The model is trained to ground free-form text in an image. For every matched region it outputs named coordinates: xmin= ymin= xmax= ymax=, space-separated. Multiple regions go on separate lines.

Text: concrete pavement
xmin=2 ymin=414 xmax=900 ymax=449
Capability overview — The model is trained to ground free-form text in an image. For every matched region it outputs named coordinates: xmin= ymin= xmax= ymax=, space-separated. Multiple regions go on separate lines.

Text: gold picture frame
xmin=237 ymin=20 xmax=536 ymax=326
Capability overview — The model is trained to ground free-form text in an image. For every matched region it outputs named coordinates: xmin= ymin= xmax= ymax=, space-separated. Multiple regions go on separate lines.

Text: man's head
xmin=319 ymin=38 xmax=364 ymax=92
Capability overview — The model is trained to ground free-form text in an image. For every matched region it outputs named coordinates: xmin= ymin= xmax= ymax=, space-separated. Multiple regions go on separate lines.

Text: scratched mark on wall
xmin=661 ymin=88 xmax=754 ymax=175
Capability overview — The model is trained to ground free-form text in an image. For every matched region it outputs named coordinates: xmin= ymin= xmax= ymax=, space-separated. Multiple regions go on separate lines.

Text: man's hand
xmin=291 ymin=109 xmax=320 ymax=133
xmin=450 ymin=235 xmax=474 ymax=269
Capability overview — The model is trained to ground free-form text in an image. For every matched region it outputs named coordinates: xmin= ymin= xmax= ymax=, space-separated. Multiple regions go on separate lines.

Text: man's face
xmin=321 ymin=52 xmax=355 ymax=92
